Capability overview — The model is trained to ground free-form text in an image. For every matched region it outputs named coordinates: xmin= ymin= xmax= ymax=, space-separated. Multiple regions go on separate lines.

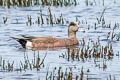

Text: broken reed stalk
xmin=40 ymin=9 xmax=44 ymax=24
xmin=100 ymin=8 xmax=106 ymax=22
xmin=48 ymin=6 xmax=53 ymax=25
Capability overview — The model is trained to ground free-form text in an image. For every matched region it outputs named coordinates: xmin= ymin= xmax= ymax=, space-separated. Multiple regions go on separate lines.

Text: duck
xmin=12 ymin=21 xmax=79 ymax=50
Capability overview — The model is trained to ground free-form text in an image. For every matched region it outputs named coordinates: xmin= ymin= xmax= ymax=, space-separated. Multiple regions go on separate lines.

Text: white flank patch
xmin=26 ymin=41 xmax=33 ymax=49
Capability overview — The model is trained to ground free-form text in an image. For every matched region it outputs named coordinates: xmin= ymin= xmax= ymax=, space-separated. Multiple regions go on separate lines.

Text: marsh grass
xmin=26 ymin=7 xmax=68 ymax=26
xmin=1 ymin=0 xmax=78 ymax=7
xmin=45 ymin=66 xmax=116 ymax=80
xmin=0 ymin=51 xmax=47 ymax=72
xmin=95 ymin=8 xmax=120 ymax=29
xmin=59 ymin=38 xmax=118 ymax=70
xmin=45 ymin=67 xmax=85 ymax=80
xmin=84 ymin=0 xmax=113 ymax=6
xmin=104 ymin=23 xmax=120 ymax=41
xmin=95 ymin=8 xmax=109 ymax=29
xmin=42 ymin=0 xmax=78 ymax=6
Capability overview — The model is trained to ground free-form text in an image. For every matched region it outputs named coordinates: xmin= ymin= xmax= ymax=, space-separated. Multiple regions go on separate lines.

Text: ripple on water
xmin=22 ymin=74 xmax=33 ymax=76
xmin=15 ymin=77 xmax=33 ymax=80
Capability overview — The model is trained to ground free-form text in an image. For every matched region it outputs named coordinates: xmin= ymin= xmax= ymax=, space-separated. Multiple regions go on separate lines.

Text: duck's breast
xmin=65 ymin=38 xmax=79 ymax=46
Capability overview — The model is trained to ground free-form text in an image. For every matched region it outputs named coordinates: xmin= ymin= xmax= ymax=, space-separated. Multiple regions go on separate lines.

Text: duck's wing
xmin=22 ymin=35 xmax=59 ymax=43
xmin=32 ymin=37 xmax=58 ymax=43
xmin=22 ymin=35 xmax=48 ymax=40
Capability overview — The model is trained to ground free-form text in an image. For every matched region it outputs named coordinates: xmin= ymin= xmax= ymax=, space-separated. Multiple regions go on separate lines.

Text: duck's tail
xmin=12 ymin=37 xmax=27 ymax=48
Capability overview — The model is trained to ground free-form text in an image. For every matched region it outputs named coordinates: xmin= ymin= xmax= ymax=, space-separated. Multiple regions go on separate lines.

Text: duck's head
xmin=69 ymin=21 xmax=79 ymax=32
xmin=68 ymin=21 xmax=79 ymax=38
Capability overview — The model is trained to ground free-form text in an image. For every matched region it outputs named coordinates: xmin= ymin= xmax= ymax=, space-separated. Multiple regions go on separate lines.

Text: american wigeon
xmin=12 ymin=22 xmax=79 ymax=50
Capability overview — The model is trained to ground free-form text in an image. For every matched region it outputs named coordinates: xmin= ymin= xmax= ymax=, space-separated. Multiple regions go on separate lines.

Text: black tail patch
xmin=12 ymin=37 xmax=27 ymax=48
xmin=18 ymin=39 xmax=27 ymax=48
